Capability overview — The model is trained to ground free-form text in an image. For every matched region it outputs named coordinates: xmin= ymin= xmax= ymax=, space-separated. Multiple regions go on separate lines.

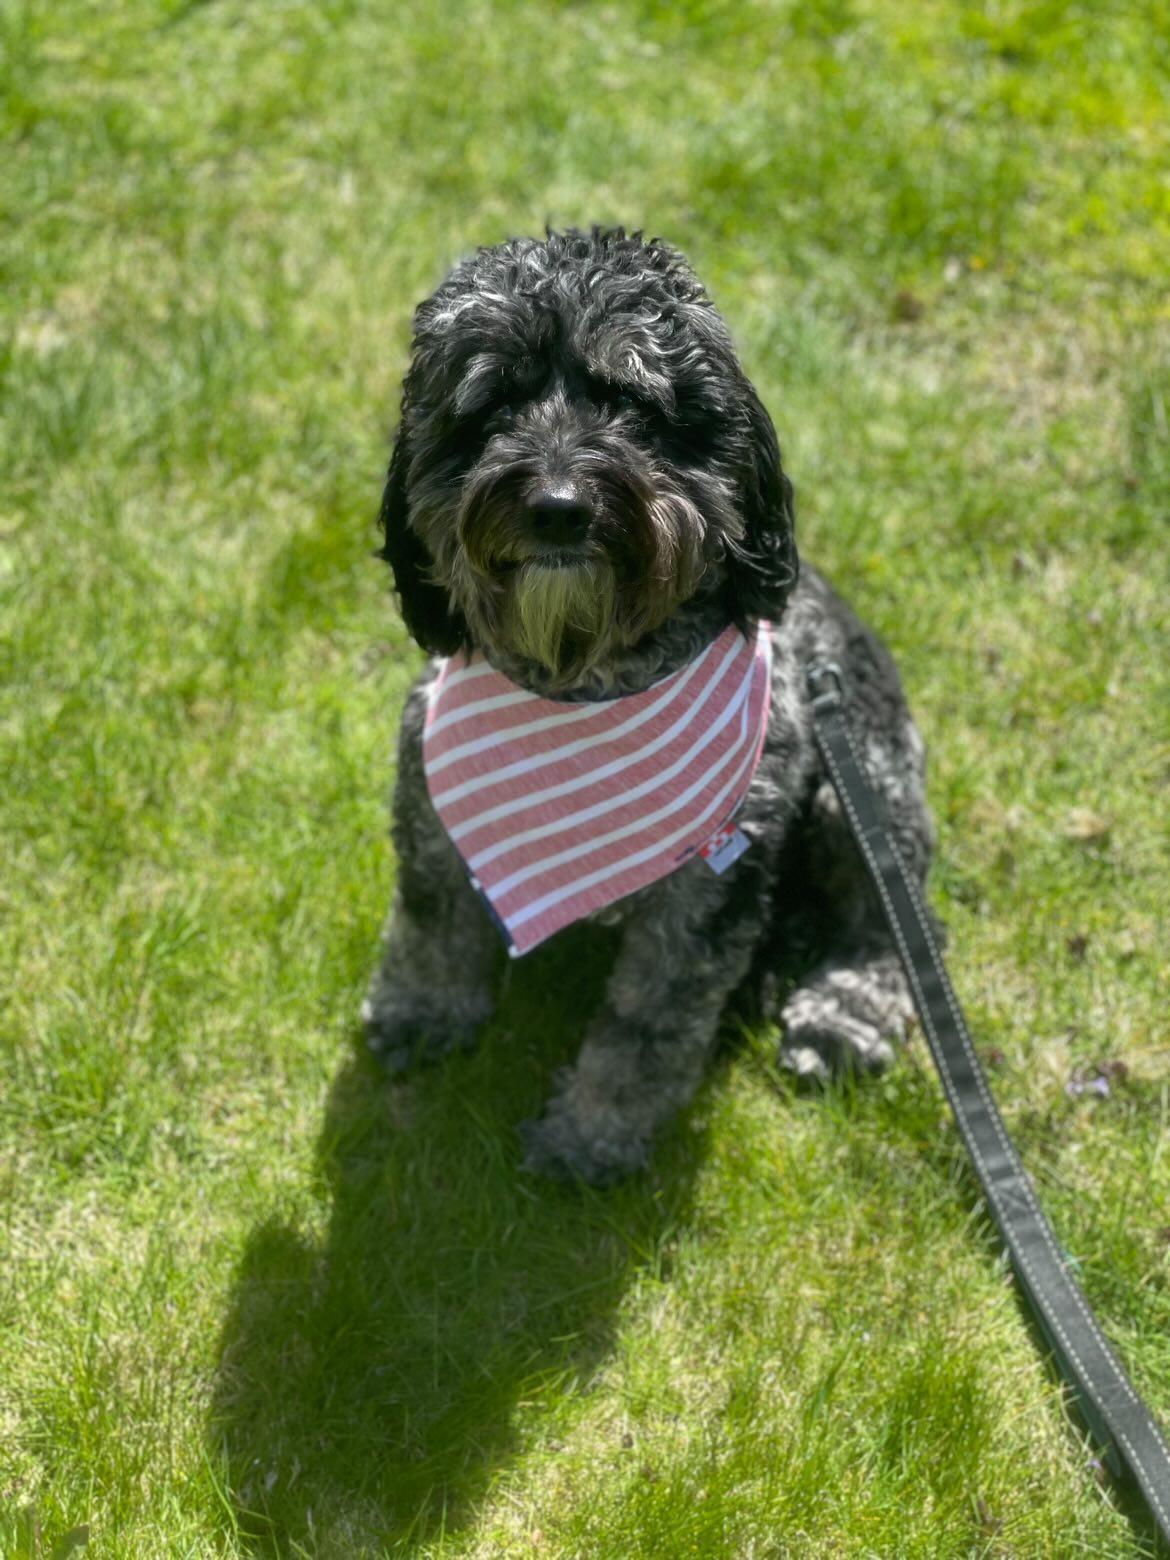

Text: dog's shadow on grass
xmin=209 ymin=926 xmax=710 ymax=1554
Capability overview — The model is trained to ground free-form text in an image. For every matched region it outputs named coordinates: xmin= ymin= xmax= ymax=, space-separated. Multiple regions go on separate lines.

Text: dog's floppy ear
xmin=377 ymin=416 xmax=467 ymax=656
xmin=724 ymin=379 xmax=799 ymax=626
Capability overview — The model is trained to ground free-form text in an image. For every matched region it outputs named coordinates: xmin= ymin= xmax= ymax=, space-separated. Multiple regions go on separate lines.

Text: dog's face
xmin=379 ymin=228 xmax=797 ymax=685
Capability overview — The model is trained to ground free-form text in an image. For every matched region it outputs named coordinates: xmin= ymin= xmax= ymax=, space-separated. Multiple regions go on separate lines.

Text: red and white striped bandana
xmin=422 ymin=621 xmax=773 ymax=957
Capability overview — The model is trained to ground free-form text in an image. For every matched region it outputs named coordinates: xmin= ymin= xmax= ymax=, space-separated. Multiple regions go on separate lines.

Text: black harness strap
xmin=806 ymin=660 xmax=1170 ymax=1545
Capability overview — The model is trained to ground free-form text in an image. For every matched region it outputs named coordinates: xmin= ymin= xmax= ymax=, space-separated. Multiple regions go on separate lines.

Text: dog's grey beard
xmin=432 ymin=457 xmax=727 ymax=686
xmin=500 ymin=559 xmax=618 ymax=680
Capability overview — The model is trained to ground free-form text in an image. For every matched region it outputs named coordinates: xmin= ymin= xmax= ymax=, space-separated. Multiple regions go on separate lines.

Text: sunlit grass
xmin=2 ymin=0 xmax=1169 ymax=1554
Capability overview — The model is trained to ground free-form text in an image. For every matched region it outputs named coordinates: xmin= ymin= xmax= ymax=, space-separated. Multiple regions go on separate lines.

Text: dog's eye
xmin=586 ymin=375 xmax=641 ymax=416
xmin=599 ymin=385 xmax=641 ymax=416
xmin=484 ymin=404 xmax=518 ymax=434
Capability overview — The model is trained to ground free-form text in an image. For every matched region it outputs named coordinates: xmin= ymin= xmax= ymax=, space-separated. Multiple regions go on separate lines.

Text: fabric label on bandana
xmin=699 ymin=825 xmax=752 ymax=874
xmin=422 ymin=621 xmax=773 ymax=957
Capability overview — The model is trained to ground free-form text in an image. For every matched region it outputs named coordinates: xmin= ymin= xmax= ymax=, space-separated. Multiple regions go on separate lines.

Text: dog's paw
xmin=778 ymin=959 xmax=910 ymax=1085
xmin=362 ymin=995 xmax=482 ymax=1076
xmin=518 ymin=1109 xmax=649 ymax=1187
xmin=778 ymin=994 xmax=897 ymax=1085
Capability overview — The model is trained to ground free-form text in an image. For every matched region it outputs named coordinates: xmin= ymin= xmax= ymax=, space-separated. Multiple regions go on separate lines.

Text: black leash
xmin=805 ymin=659 xmax=1170 ymax=1545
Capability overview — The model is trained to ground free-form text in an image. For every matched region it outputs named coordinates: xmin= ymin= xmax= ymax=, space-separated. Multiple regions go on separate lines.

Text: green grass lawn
xmin=3 ymin=0 xmax=1170 ymax=1554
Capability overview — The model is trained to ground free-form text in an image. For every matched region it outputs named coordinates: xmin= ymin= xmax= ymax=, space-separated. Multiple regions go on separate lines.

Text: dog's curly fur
xmin=363 ymin=227 xmax=934 ymax=1184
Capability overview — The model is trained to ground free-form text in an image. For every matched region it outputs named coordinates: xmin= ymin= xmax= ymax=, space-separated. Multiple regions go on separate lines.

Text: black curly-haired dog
xmin=363 ymin=227 xmax=933 ymax=1184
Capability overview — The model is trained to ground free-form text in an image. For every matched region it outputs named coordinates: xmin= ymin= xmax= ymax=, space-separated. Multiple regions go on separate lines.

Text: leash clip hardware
xmin=806 ymin=660 xmax=845 ymax=714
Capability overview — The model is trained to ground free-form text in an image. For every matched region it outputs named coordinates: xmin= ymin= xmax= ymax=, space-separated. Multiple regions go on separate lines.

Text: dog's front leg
xmin=363 ymin=689 xmax=502 ymax=1074
xmin=363 ymin=872 xmax=501 ymax=1076
xmin=520 ymin=865 xmax=762 ymax=1185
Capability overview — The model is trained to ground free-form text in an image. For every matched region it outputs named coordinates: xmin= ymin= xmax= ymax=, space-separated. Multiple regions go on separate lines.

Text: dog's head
xmin=379 ymin=227 xmax=797 ymax=685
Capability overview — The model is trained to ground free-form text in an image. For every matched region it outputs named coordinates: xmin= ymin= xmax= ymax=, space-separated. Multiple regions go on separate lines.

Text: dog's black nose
xmin=526 ymin=486 xmax=592 ymax=547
